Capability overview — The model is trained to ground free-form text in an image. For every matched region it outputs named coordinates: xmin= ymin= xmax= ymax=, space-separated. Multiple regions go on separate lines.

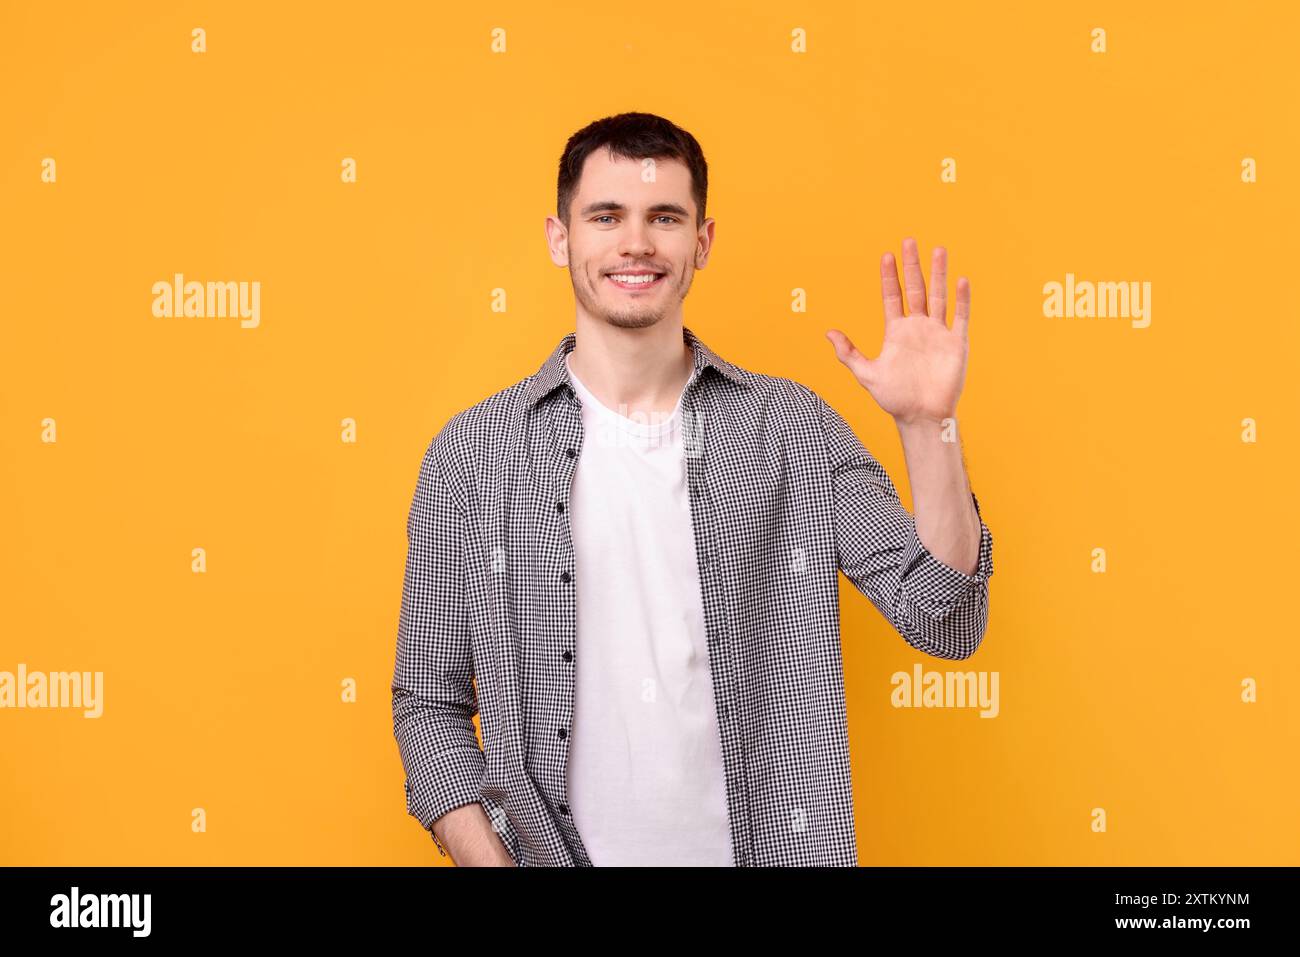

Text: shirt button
xmin=562 ymin=650 xmax=573 ymax=662
xmin=565 ymin=448 xmax=576 ymax=458
xmin=558 ymin=802 xmax=570 ymax=816
xmin=555 ymin=501 xmax=565 ymax=513
xmin=560 ymin=570 xmax=572 ymax=583
xmin=557 ymin=727 xmax=567 ymax=740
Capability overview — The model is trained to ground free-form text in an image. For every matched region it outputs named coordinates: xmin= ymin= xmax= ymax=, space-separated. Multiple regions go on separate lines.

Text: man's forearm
xmin=433 ymin=802 xmax=517 ymax=867
xmin=895 ymin=416 xmax=980 ymax=575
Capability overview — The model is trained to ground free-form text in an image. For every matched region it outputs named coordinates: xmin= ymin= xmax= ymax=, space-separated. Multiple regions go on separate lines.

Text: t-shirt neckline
xmin=565 ymin=351 xmax=685 ymax=438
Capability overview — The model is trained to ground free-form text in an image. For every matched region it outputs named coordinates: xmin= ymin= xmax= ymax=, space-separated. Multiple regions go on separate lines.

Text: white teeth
xmin=609 ymin=274 xmax=660 ymax=284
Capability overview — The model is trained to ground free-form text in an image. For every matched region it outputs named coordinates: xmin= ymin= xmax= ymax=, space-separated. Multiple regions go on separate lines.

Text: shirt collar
xmin=525 ymin=324 xmax=751 ymax=408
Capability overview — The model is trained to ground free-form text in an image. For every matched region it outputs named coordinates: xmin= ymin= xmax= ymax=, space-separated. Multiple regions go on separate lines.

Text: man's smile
xmin=605 ymin=269 xmax=667 ymax=291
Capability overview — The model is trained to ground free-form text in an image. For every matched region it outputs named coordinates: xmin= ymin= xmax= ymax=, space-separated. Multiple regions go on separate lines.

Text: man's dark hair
xmin=556 ymin=112 xmax=709 ymax=229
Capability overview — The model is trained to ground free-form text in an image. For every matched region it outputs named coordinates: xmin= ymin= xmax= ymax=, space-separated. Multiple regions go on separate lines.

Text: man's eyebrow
xmin=578 ymin=201 xmax=691 ymax=218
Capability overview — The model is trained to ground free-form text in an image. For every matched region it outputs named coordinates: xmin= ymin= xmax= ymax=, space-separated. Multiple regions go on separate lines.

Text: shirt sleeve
xmin=392 ymin=439 xmax=487 ymax=843
xmin=817 ymin=394 xmax=994 ymax=660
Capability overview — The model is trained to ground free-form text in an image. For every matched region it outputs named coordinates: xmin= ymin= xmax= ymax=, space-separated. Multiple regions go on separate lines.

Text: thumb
xmin=825 ymin=329 xmax=874 ymax=383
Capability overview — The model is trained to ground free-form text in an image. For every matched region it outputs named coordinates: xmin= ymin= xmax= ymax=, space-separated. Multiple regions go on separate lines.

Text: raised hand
xmin=826 ymin=237 xmax=971 ymax=427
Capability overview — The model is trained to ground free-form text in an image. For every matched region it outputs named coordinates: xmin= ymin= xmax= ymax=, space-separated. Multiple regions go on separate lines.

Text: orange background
xmin=1 ymin=1 xmax=1296 ymax=865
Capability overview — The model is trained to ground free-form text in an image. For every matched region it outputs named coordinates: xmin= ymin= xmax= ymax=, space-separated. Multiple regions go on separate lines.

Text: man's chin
xmin=598 ymin=311 xmax=664 ymax=330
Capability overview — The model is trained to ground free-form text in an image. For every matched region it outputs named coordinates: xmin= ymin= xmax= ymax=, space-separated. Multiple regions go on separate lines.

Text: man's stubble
xmin=569 ymin=259 xmax=697 ymax=330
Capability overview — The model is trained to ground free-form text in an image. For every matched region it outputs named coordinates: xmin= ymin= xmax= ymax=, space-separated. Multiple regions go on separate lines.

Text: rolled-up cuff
xmin=899 ymin=491 xmax=994 ymax=619
xmin=404 ymin=745 xmax=485 ymax=834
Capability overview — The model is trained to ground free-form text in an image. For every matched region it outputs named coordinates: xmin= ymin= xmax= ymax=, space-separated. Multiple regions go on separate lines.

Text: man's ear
xmin=544 ymin=215 xmax=570 ymax=267
xmin=695 ymin=217 xmax=716 ymax=269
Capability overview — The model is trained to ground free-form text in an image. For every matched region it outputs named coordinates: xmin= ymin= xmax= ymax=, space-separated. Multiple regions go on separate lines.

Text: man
xmin=392 ymin=112 xmax=993 ymax=867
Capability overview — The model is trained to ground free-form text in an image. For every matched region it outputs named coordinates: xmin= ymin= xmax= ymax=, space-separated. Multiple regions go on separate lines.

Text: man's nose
xmin=618 ymin=222 xmax=655 ymax=258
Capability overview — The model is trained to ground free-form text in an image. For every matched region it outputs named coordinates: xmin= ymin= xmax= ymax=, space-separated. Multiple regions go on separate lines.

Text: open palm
xmin=826 ymin=238 xmax=972 ymax=426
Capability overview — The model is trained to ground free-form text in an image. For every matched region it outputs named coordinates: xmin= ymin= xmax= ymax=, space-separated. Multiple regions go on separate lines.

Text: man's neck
xmin=567 ymin=317 xmax=694 ymax=418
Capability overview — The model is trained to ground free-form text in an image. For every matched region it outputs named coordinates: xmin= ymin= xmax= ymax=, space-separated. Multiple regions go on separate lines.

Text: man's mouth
xmin=605 ymin=270 xmax=666 ymax=292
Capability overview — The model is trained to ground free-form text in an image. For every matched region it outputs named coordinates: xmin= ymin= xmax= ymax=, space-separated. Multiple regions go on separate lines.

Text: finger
xmin=900 ymin=237 xmax=927 ymax=316
xmin=880 ymin=253 xmax=904 ymax=322
xmin=928 ymin=246 xmax=947 ymax=323
xmin=952 ymin=276 xmax=971 ymax=339
xmin=825 ymin=329 xmax=875 ymax=384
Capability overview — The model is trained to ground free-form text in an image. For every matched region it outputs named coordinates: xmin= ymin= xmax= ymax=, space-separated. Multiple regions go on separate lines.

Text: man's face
xmin=547 ymin=149 xmax=714 ymax=330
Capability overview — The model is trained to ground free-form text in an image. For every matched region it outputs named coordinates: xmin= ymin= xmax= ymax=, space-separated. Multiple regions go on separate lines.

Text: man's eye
xmin=592 ymin=215 xmax=677 ymax=224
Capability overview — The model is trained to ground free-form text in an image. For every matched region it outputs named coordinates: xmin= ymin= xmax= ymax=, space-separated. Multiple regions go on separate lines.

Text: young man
xmin=392 ymin=112 xmax=994 ymax=867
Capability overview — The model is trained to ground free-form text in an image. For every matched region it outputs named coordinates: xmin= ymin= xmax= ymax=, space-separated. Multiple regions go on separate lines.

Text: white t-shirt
xmin=562 ymin=351 xmax=734 ymax=866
